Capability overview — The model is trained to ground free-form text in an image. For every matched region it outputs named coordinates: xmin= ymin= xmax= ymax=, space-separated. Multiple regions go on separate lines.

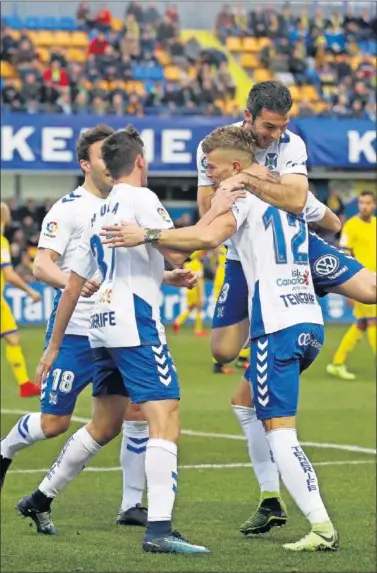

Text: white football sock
xmin=232 ymin=405 xmax=280 ymax=495
xmin=266 ymin=428 xmax=331 ymax=525
xmin=1 ymin=413 xmax=46 ymax=459
xmin=39 ymin=426 xmax=102 ymax=498
xmin=120 ymin=420 xmax=148 ymax=511
xmin=145 ymin=438 xmax=177 ymax=522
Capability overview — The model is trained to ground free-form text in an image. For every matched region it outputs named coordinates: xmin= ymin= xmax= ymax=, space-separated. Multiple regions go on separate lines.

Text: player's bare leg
xmin=117 ymin=402 xmax=148 ymax=526
xmin=16 ymin=395 xmax=128 ymax=535
xmin=263 ymin=416 xmax=338 ymax=551
xmin=210 ymin=321 xmax=248 ymax=374
xmin=172 ymin=304 xmax=195 ymax=334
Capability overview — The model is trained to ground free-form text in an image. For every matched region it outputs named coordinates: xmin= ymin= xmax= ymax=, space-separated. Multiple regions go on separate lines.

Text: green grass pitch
xmin=1 ymin=324 xmax=376 ymax=573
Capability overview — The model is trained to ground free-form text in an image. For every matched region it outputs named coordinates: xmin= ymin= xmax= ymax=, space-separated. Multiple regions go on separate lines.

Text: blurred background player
xmin=173 ymin=250 xmax=207 ymax=337
xmin=327 ymin=191 xmax=376 ymax=380
xmin=1 ymin=202 xmax=41 ymax=397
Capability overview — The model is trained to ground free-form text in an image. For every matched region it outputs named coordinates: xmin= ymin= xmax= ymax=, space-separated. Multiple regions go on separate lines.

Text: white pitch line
xmin=7 ymin=460 xmax=376 ymax=475
xmin=2 ymin=408 xmax=376 ymax=455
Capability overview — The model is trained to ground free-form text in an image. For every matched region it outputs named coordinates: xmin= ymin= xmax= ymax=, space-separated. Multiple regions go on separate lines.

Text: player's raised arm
xmin=304 ymin=191 xmax=341 ymax=233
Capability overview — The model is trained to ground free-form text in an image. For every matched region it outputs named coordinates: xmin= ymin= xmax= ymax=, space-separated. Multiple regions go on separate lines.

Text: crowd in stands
xmin=0 ymin=2 xmax=376 ymax=118
xmin=216 ymin=3 xmax=376 ymax=119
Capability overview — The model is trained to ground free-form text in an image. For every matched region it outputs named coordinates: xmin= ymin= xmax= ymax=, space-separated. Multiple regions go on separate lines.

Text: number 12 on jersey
xmin=90 ymin=234 xmax=116 ymax=282
xmin=263 ymin=206 xmax=308 ymax=265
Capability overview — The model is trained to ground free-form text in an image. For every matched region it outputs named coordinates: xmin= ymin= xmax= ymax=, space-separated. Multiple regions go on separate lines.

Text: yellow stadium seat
xmin=1 ymin=61 xmax=16 ymax=78
xmin=54 ymin=31 xmax=72 ymax=48
xmin=36 ymin=47 xmax=50 ymax=63
xmin=155 ymin=50 xmax=171 ymax=66
xmin=226 ymin=36 xmax=243 ymax=52
xmin=241 ymin=53 xmax=259 ymax=69
xmin=314 ymin=101 xmax=328 ymax=114
xmin=164 ymin=65 xmax=180 ymax=81
xmin=259 ymin=37 xmax=272 ymax=49
xmin=243 ymin=37 xmax=260 ymax=52
xmin=33 ymin=31 xmax=55 ymax=47
xmin=71 ymin=31 xmax=89 ymax=49
xmin=289 ymin=85 xmax=301 ymax=101
xmin=67 ymin=48 xmax=86 ymax=63
xmin=187 ymin=66 xmax=197 ymax=79
xmin=111 ymin=18 xmax=124 ymax=32
xmin=300 ymin=85 xmax=319 ymax=101
xmin=253 ymin=68 xmax=272 ymax=82
xmin=290 ymin=102 xmax=299 ymax=117
xmin=9 ymin=29 xmax=20 ymax=41
xmin=13 ymin=78 xmax=22 ymax=91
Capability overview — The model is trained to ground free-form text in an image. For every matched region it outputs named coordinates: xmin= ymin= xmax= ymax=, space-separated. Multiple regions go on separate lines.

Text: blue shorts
xmin=212 ymin=259 xmax=249 ymax=329
xmin=92 ymin=344 xmax=180 ymax=404
xmin=41 ymin=335 xmax=93 ymax=416
xmin=308 ymin=232 xmax=364 ymax=298
xmin=249 ymin=323 xmax=324 ymax=420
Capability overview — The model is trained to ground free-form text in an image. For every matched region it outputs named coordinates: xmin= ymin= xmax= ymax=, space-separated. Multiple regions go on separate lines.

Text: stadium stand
xmin=1 ymin=2 xmax=375 ymax=118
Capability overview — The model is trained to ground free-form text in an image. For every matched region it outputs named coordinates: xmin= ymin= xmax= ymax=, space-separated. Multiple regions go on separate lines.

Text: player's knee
xmin=41 ymin=414 xmax=71 ymax=438
xmin=211 ymin=336 xmax=239 ymax=364
xmin=143 ymin=399 xmax=180 ymax=443
xmin=356 ymin=318 xmax=368 ymax=332
xmin=86 ymin=419 xmax=122 ymax=445
xmin=263 ymin=416 xmax=296 ymax=433
xmin=5 ymin=332 xmax=20 ymax=346
xmin=124 ymin=402 xmax=146 ymax=422
xmin=231 ymin=378 xmax=253 ymax=408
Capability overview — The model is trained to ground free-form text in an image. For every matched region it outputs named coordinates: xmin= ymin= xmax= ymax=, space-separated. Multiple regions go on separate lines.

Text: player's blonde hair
xmin=202 ymin=126 xmax=257 ymax=161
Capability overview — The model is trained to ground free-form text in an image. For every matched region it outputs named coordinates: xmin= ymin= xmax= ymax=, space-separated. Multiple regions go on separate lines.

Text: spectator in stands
xmin=214 ymin=60 xmax=235 ymax=98
xmin=365 ymin=100 xmax=376 ymax=121
xmin=289 ymin=46 xmax=308 ymax=85
xmin=144 ymin=2 xmax=160 ymax=26
xmin=126 ymin=1 xmax=144 ymax=24
xmin=297 ymin=98 xmax=316 ymax=117
xmin=119 ymin=53 xmax=133 ymax=80
xmin=140 ymin=23 xmax=157 ymax=53
xmin=205 ymin=102 xmax=222 ymax=116
xmin=157 ymin=15 xmax=176 ymax=48
xmin=15 ymin=251 xmax=34 ymax=283
xmin=248 ymin=7 xmax=268 ymax=38
xmin=76 ymin=1 xmax=96 ymax=29
xmin=333 ymin=93 xmax=351 ymax=116
xmin=145 ymin=81 xmax=165 ymax=107
xmin=91 ymin=94 xmax=108 ymax=115
xmin=95 ymin=4 xmax=112 ymax=33
xmin=42 ymin=59 xmax=69 ymax=96
xmin=126 ymin=92 xmax=144 ymax=116
xmin=109 ymin=92 xmax=125 ymax=115
xmin=14 ymin=38 xmax=35 ymax=70
xmin=50 ymin=47 xmax=68 ymax=68
xmin=1 ymin=79 xmax=23 ymax=111
xmin=1 ymin=27 xmax=18 ymax=63
xmin=20 ymin=73 xmax=41 ymax=111
xmin=232 ymin=4 xmax=248 ymax=35
xmin=88 ymin=31 xmax=109 ymax=56
xmin=122 ymin=13 xmax=140 ymax=57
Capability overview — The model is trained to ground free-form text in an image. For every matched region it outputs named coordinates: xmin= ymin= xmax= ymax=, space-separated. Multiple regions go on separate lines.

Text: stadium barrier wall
xmin=1 ymin=114 xmax=375 ymax=173
xmin=4 ymin=282 xmax=354 ymax=327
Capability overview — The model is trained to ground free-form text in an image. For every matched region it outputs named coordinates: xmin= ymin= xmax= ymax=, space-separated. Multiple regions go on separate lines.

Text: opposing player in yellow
xmin=327 ymin=191 xmax=376 ymax=380
xmin=173 ymin=250 xmax=207 ymax=336
xmin=1 ymin=202 xmax=41 ymax=397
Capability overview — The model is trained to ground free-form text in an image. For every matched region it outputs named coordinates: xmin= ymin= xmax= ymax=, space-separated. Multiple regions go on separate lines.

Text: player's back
xmin=40 ymin=187 xmax=104 ymax=337
xmin=83 ymin=183 xmax=167 ymax=349
xmin=340 ymin=215 xmax=376 ymax=271
xmin=231 ymin=194 xmax=323 ymax=338
xmin=0 ymin=234 xmax=11 ymax=297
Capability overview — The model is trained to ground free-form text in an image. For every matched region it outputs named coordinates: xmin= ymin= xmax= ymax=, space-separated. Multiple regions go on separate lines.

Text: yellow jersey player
xmin=1 ymin=203 xmax=41 ymax=397
xmin=173 ymin=250 xmax=207 ymax=336
xmin=327 ymin=191 xmax=376 ymax=380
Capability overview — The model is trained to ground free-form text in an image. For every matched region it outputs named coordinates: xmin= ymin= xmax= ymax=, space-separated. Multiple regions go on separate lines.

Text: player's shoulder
xmin=281 ymin=129 xmax=305 ymax=150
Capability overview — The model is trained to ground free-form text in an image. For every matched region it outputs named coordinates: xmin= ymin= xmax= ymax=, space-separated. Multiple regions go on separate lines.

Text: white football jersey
xmin=39 ymin=187 xmax=104 ymax=336
xmin=231 ymin=195 xmax=324 ymax=338
xmin=196 ymin=122 xmax=309 ymax=262
xmin=70 ymin=184 xmax=174 ymax=349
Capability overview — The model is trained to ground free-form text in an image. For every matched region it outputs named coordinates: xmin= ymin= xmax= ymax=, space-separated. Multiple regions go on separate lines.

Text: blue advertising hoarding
xmin=1 ymin=114 xmax=375 ymax=173
xmin=3 ymin=282 xmax=354 ymax=329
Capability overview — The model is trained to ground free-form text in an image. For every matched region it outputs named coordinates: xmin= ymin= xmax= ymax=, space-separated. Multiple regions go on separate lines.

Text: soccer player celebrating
xmin=327 ymin=191 xmax=376 ymax=380
xmin=0 ymin=202 xmax=41 ymax=397
xmin=109 ymin=125 xmax=339 ymax=552
xmin=16 ymin=127 xmax=208 ymax=555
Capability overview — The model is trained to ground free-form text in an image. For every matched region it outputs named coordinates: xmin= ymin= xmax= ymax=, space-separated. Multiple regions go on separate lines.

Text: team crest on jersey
xmin=100 ymin=289 xmax=113 ymax=304
xmin=265 ymin=153 xmax=278 ymax=171
xmin=201 ymin=155 xmax=208 ymax=173
xmin=49 ymin=391 xmax=58 ymax=405
xmin=157 ymin=207 xmax=172 ymax=224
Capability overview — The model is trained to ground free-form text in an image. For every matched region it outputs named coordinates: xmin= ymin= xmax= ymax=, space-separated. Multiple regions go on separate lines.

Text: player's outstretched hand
xmin=100 ymin=221 xmax=144 ymax=248
xmin=164 ymin=268 xmax=198 ymax=289
xmin=81 ymin=278 xmax=101 ymax=298
xmin=211 ymin=185 xmax=247 ymax=216
xmin=35 ymin=345 xmax=58 ymax=386
xmin=28 ymin=288 xmax=42 ymax=304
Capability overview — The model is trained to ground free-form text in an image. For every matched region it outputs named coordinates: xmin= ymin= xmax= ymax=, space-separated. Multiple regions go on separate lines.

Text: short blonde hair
xmin=202 ymin=126 xmax=256 ymax=160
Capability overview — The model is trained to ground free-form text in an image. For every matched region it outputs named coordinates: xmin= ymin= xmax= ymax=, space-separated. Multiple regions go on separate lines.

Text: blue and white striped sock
xmin=1 ymin=413 xmax=45 ymax=459
xmin=120 ymin=421 xmax=148 ymax=511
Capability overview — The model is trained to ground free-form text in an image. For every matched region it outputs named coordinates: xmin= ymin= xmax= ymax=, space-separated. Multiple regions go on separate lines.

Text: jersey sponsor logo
xmin=286 ymin=160 xmax=306 ymax=168
xmin=276 ymin=268 xmax=309 ymax=288
xmin=90 ymin=311 xmax=116 ymax=329
xmin=314 ymin=255 xmax=339 ymax=276
xmin=265 ymin=153 xmax=278 ymax=170
xmin=157 ymin=206 xmax=172 ymax=224
xmin=280 ymin=292 xmax=316 ymax=308
xmin=298 ymin=333 xmax=322 ymax=351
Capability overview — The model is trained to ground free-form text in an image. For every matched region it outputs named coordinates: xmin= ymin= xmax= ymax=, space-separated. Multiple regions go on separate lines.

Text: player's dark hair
xmin=360 ymin=190 xmax=376 ymax=201
xmin=246 ymin=81 xmax=292 ymax=119
xmin=76 ymin=124 xmax=115 ymax=163
xmin=101 ymin=125 xmax=144 ymax=180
